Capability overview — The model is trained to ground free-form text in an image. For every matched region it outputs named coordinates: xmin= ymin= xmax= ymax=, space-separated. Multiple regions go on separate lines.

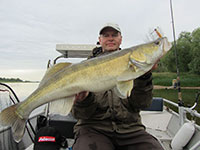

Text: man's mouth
xmin=107 ymin=43 xmax=115 ymax=47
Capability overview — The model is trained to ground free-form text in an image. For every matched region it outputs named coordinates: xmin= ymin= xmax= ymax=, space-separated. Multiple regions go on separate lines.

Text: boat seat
xmin=142 ymin=97 xmax=163 ymax=111
xmin=48 ymin=113 xmax=77 ymax=139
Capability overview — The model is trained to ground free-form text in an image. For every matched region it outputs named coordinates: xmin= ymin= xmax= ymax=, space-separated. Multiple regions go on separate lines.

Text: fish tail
xmin=0 ymin=104 xmax=26 ymax=143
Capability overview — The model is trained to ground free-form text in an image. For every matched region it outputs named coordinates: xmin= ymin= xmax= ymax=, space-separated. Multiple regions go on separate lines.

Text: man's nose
xmin=107 ymin=35 xmax=114 ymax=40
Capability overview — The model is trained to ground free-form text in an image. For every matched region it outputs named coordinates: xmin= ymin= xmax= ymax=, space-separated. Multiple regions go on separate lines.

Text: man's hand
xmin=152 ymin=63 xmax=158 ymax=70
xmin=74 ymin=91 xmax=89 ymax=103
xmin=151 ymin=59 xmax=160 ymax=70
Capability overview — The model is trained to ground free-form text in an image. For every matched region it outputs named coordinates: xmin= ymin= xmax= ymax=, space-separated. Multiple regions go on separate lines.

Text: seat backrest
xmin=142 ymin=97 xmax=163 ymax=111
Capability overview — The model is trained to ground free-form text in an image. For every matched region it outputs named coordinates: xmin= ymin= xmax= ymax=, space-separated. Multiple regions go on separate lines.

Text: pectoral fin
xmin=117 ymin=69 xmax=140 ymax=81
xmin=113 ymin=80 xmax=134 ymax=99
xmin=129 ymin=52 xmax=148 ymax=69
xmin=117 ymin=55 xmax=147 ymax=81
xmin=48 ymin=96 xmax=75 ymax=115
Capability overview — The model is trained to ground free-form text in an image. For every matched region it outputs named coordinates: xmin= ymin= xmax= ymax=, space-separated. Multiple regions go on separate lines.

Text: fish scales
xmin=0 ymin=37 xmax=172 ymax=142
xmin=18 ymin=52 xmax=128 ymax=115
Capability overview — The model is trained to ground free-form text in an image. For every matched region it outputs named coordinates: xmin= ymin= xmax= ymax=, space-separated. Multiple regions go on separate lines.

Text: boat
xmin=0 ymin=44 xmax=200 ymax=150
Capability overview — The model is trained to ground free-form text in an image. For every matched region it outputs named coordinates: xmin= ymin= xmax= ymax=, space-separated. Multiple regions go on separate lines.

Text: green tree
xmin=160 ymin=45 xmax=176 ymax=72
xmin=176 ymin=32 xmax=192 ymax=72
xmin=160 ymin=32 xmax=192 ymax=73
xmin=189 ymin=28 xmax=200 ymax=74
xmin=160 ymin=27 xmax=200 ymax=74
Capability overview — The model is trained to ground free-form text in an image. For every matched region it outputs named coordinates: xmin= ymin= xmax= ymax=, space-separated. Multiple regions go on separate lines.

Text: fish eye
xmin=154 ymin=41 xmax=160 ymax=45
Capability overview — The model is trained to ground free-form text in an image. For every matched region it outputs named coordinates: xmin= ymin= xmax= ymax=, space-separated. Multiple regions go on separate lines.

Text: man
xmin=71 ymin=23 xmax=163 ymax=150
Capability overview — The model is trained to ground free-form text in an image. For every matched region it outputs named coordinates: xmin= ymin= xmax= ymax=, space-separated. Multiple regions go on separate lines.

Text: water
xmin=0 ymin=82 xmax=75 ymax=149
xmin=0 ymin=82 xmax=39 ymax=109
xmin=0 ymin=82 xmax=41 ymax=129
xmin=6 ymin=82 xmax=39 ymax=101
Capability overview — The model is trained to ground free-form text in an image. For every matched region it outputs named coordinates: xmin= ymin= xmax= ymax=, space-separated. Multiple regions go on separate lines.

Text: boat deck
xmin=26 ymin=108 xmax=174 ymax=150
xmin=141 ymin=109 xmax=173 ymax=150
xmin=2 ymin=100 xmax=199 ymax=150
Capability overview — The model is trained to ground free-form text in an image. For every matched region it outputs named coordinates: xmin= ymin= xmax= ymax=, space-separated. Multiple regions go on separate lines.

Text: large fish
xmin=0 ymin=37 xmax=171 ymax=142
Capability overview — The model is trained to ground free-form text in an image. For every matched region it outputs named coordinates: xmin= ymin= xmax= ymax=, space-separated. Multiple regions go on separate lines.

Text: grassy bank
xmin=152 ymin=72 xmax=200 ymax=124
xmin=153 ymin=89 xmax=199 ymax=108
xmin=152 ymin=72 xmax=200 ymax=106
xmin=152 ymin=72 xmax=200 ymax=87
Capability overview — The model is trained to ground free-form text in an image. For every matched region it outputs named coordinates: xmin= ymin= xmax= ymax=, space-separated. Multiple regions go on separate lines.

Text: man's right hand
xmin=74 ymin=91 xmax=89 ymax=103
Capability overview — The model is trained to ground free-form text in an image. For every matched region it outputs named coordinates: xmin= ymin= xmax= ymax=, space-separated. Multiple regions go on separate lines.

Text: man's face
xmin=99 ymin=27 xmax=122 ymax=52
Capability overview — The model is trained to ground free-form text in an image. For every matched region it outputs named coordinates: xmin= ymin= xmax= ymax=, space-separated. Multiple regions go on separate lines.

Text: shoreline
xmin=154 ymin=85 xmax=200 ymax=90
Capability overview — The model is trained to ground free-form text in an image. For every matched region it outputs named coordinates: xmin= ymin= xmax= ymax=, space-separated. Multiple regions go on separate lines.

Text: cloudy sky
xmin=0 ymin=0 xmax=200 ymax=81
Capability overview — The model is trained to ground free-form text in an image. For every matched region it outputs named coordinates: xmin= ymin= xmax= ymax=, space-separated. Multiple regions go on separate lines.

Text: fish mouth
xmin=163 ymin=37 xmax=172 ymax=52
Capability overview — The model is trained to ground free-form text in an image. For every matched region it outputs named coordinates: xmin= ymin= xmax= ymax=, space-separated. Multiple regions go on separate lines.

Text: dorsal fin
xmin=39 ymin=62 xmax=72 ymax=87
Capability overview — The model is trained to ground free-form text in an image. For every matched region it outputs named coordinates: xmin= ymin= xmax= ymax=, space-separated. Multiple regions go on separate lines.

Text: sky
xmin=0 ymin=0 xmax=200 ymax=81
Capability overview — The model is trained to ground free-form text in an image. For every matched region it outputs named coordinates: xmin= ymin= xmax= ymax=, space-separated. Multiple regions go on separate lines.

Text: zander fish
xmin=0 ymin=37 xmax=171 ymax=142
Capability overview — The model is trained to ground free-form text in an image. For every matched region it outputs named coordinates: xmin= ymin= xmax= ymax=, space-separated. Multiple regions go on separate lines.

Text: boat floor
xmin=141 ymin=109 xmax=173 ymax=150
xmin=26 ymin=108 xmax=174 ymax=150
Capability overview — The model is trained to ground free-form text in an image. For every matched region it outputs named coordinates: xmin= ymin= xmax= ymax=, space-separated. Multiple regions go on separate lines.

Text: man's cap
xmin=99 ymin=23 xmax=121 ymax=35
xmin=34 ymin=126 xmax=61 ymax=150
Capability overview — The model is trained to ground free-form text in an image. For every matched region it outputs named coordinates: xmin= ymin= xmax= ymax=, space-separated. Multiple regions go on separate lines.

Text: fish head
xmin=160 ymin=37 xmax=172 ymax=54
xmin=129 ymin=37 xmax=172 ymax=67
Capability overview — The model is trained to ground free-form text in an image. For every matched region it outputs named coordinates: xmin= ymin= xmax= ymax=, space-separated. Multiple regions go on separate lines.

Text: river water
xmin=0 ymin=82 xmax=41 ymax=129
xmin=0 ymin=82 xmax=39 ymax=110
xmin=6 ymin=82 xmax=39 ymax=99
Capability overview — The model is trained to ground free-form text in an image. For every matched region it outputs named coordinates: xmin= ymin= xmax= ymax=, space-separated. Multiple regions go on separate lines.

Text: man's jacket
xmin=71 ymin=47 xmax=153 ymax=134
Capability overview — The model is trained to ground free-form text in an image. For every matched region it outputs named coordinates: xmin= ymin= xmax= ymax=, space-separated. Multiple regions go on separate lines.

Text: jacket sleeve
xmin=128 ymin=72 xmax=153 ymax=109
xmin=71 ymin=92 xmax=98 ymax=119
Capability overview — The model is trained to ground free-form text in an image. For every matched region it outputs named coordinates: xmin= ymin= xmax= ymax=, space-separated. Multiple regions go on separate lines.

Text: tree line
xmin=0 ymin=77 xmax=24 ymax=82
xmin=158 ymin=27 xmax=200 ymax=75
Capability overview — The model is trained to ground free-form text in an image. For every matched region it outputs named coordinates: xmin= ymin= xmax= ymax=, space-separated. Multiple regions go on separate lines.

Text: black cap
xmin=34 ymin=126 xmax=61 ymax=150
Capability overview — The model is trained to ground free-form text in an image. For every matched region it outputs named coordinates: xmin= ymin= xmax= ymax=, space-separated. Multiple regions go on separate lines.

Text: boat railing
xmin=163 ymin=98 xmax=179 ymax=107
xmin=0 ymin=82 xmax=36 ymax=143
xmin=163 ymin=97 xmax=200 ymax=128
xmin=163 ymin=97 xmax=200 ymax=150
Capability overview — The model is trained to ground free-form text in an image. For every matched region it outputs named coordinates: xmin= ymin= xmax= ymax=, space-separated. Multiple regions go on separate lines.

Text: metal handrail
xmin=163 ymin=98 xmax=200 ymax=119
xmin=0 ymin=82 xmax=35 ymax=143
xmin=163 ymin=98 xmax=179 ymax=107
